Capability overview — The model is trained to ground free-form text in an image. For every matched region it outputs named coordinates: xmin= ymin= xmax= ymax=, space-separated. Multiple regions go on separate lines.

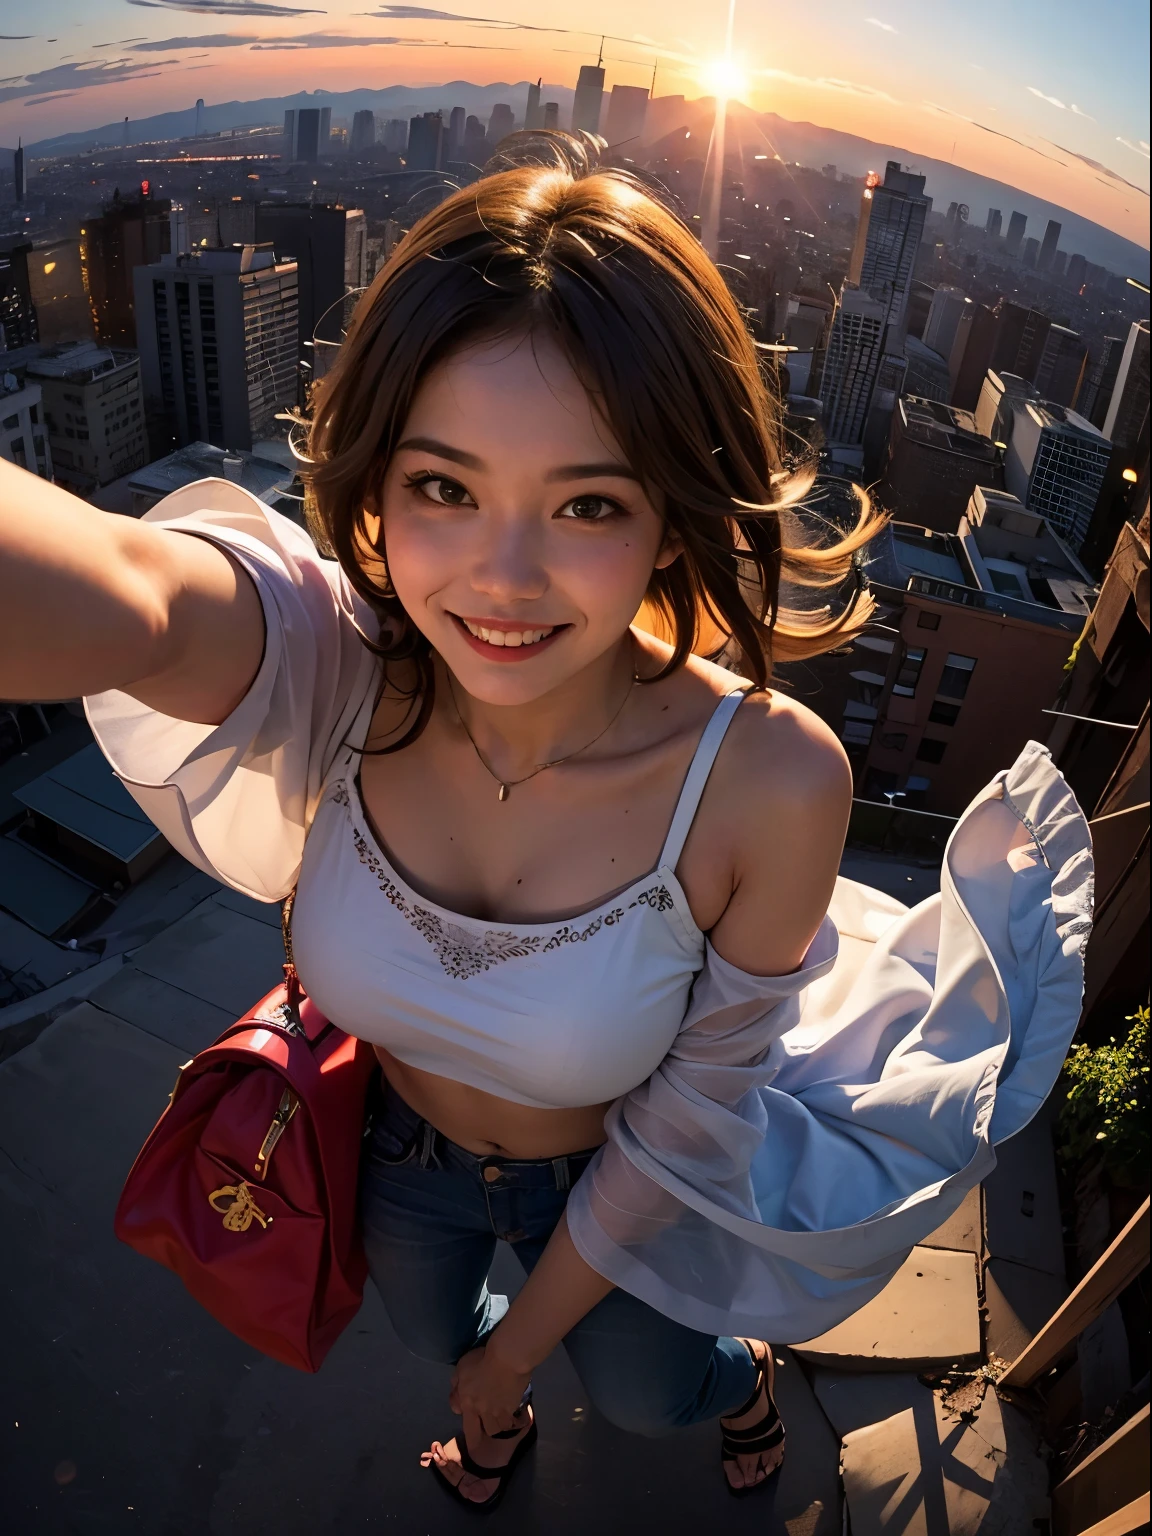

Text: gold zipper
xmin=254 ymin=1087 xmax=299 ymax=1179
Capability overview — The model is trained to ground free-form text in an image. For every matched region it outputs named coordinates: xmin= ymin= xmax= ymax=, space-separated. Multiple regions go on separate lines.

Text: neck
xmin=441 ymin=633 xmax=637 ymax=780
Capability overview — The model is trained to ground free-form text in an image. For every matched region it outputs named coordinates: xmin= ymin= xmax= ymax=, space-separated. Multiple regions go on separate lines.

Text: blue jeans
xmin=359 ymin=1078 xmax=758 ymax=1438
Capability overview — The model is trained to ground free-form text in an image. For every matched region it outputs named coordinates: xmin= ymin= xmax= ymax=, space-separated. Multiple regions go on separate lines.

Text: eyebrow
xmin=395 ymin=436 xmax=641 ymax=485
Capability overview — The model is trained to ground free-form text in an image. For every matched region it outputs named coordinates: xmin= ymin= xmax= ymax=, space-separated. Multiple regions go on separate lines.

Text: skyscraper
xmin=446 ymin=106 xmax=466 ymax=161
xmin=846 ymin=161 xmax=930 ymax=334
xmin=13 ymin=138 xmax=27 ymax=203
xmin=0 ymin=242 xmax=38 ymax=350
xmin=462 ymin=115 xmax=487 ymax=163
xmin=985 ymin=209 xmax=1002 ymax=238
xmin=974 ymin=370 xmax=1039 ymax=443
xmin=381 ymin=119 xmax=408 ymax=154
xmin=350 ymin=110 xmax=376 ymax=156
xmin=80 ymin=187 xmax=172 ymax=347
xmin=284 ymin=107 xmax=331 ymax=163
xmin=1021 ymin=237 xmax=1040 ymax=269
xmin=948 ymin=301 xmax=998 ymax=410
xmin=1037 ymin=219 xmax=1061 ymax=273
xmin=922 ymin=286 xmax=967 ymax=363
xmin=1004 ymin=211 xmax=1027 ymax=257
xmin=406 ymin=113 xmax=444 ymax=171
xmin=26 ymin=342 xmax=147 ymax=492
xmin=525 ymin=80 xmax=543 ymax=131
xmin=486 ymin=104 xmax=515 ymax=150
xmin=819 ymin=287 xmax=887 ymax=445
xmin=604 ymin=84 xmax=649 ymax=149
xmin=27 ymin=237 xmax=94 ymax=345
xmin=194 ymin=99 xmax=204 ymax=137
xmin=253 ymin=202 xmax=366 ymax=358
xmin=1102 ymin=320 xmax=1150 ymax=453
xmin=1078 ymin=335 xmax=1125 ymax=428
xmin=991 ymin=300 xmax=1051 ymax=381
xmin=572 ymin=64 xmax=606 ymax=134
xmin=133 ymin=245 xmax=298 ymax=453
xmin=1034 ymin=324 xmax=1088 ymax=408
xmin=1003 ymin=402 xmax=1111 ymax=549
xmin=543 ymin=103 xmax=560 ymax=130
xmin=1066 ymin=254 xmax=1087 ymax=290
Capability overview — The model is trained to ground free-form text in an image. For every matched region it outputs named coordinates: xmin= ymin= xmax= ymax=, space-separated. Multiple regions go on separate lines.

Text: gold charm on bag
xmin=208 ymin=1181 xmax=271 ymax=1232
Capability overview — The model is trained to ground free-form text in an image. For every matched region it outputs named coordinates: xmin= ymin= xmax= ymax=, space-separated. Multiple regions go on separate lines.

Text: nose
xmin=469 ymin=513 xmax=548 ymax=605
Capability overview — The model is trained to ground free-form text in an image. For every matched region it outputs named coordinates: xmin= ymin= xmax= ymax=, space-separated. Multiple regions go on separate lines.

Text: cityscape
xmin=1 ymin=19 xmax=1149 ymax=1536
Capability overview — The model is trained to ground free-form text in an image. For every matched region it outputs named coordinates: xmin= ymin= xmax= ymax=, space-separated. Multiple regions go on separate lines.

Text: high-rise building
xmin=13 ymin=139 xmax=27 ymax=203
xmin=880 ymin=396 xmax=1003 ymax=531
xmin=80 ymin=188 xmax=171 ymax=347
xmin=948 ymin=301 xmax=998 ymax=410
xmin=525 ymin=81 xmax=543 ymax=131
xmin=543 ymin=102 xmax=560 ymax=131
xmin=846 ymin=162 xmax=930 ymax=334
xmin=604 ymin=84 xmax=649 ymax=150
xmin=350 ymin=110 xmax=377 ymax=156
xmin=462 ymin=115 xmax=487 ymax=163
xmin=991 ymin=300 xmax=1051 ymax=383
xmin=0 ymin=242 xmax=38 ymax=351
xmin=1021 ymin=237 xmax=1040 ymax=269
xmin=381 ymin=119 xmax=408 ymax=154
xmin=922 ymin=285 xmax=967 ymax=363
xmin=819 ymin=286 xmax=887 ymax=444
xmin=407 ymin=112 xmax=443 ymax=171
xmin=572 ymin=64 xmax=606 ymax=134
xmin=1051 ymin=251 xmax=1067 ymax=278
xmin=901 ymin=337 xmax=951 ymax=403
xmin=133 ymin=245 xmax=298 ymax=453
xmin=25 ymin=342 xmax=147 ymax=492
xmin=486 ymin=104 xmax=515 ymax=150
xmin=446 ymin=106 xmax=466 ymax=161
xmin=974 ymin=370 xmax=1040 ymax=443
xmin=986 ymin=209 xmax=1002 ymax=238
xmin=1004 ymin=211 xmax=1027 ymax=257
xmin=1038 ymin=219 xmax=1061 ymax=273
xmin=1034 ymin=324 xmax=1088 ymax=408
xmin=1102 ymin=320 xmax=1150 ymax=453
xmin=1066 ymin=254 xmax=1087 ymax=290
xmin=254 ymin=202 xmax=366 ymax=359
xmin=283 ymin=107 xmax=331 ymax=163
xmin=26 ymin=238 xmax=93 ymax=345
xmin=1004 ymin=401 xmax=1111 ymax=549
xmin=194 ymin=99 xmax=204 ymax=138
xmin=0 ymin=369 xmax=50 ymax=478
xmin=1078 ymin=335 xmax=1126 ymax=429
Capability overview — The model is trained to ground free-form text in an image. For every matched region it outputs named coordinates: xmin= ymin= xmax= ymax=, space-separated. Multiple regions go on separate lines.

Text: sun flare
xmin=699 ymin=56 xmax=748 ymax=100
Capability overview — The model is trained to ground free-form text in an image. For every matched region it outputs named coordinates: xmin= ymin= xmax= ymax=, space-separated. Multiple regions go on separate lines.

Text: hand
xmin=449 ymin=1339 xmax=533 ymax=1436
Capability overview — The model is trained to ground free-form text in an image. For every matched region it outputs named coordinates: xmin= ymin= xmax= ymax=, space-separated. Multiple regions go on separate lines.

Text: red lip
xmin=450 ymin=615 xmax=568 ymax=663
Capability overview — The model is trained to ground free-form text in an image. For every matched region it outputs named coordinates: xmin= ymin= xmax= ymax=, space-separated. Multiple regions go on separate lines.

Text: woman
xmin=0 ymin=137 xmax=1091 ymax=1511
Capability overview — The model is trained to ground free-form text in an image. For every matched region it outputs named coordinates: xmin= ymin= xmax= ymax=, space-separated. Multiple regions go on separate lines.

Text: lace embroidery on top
xmin=333 ymin=781 xmax=676 ymax=980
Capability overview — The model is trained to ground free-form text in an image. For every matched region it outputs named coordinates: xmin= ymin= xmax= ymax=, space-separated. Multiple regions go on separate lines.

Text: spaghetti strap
xmin=658 ymin=689 xmax=749 ymax=871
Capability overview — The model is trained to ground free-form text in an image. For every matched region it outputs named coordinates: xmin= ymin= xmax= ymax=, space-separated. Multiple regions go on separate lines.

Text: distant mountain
xmin=10 ymin=84 xmax=1148 ymax=276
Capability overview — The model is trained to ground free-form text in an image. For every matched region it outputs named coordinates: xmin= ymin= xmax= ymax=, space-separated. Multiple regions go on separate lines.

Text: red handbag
xmin=114 ymin=904 xmax=376 ymax=1372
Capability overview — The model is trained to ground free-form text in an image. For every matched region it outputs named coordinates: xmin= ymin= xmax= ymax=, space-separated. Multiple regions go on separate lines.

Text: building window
xmin=841 ymin=720 xmax=874 ymax=746
xmin=880 ymin=732 xmax=908 ymax=750
xmin=916 ymin=610 xmax=940 ymax=631
xmin=915 ymin=737 xmax=947 ymax=764
xmin=928 ymin=701 xmax=962 ymax=727
xmin=937 ymin=653 xmax=976 ymax=700
xmin=892 ymin=646 xmax=926 ymax=697
xmin=903 ymin=774 xmax=932 ymax=808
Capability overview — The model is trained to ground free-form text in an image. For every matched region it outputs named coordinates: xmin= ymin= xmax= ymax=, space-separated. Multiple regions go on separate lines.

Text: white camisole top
xmin=289 ymin=691 xmax=746 ymax=1110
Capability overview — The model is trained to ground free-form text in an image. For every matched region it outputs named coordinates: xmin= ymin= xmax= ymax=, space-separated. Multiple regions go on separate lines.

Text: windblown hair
xmin=306 ymin=132 xmax=881 ymax=739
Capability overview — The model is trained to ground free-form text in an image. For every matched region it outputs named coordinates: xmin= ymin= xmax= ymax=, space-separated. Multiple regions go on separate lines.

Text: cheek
xmin=555 ymin=528 xmax=661 ymax=623
xmin=379 ymin=514 xmax=458 ymax=607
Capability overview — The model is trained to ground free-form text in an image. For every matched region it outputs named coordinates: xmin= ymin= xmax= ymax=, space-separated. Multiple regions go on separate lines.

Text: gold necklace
xmin=446 ymin=669 xmax=637 ymax=802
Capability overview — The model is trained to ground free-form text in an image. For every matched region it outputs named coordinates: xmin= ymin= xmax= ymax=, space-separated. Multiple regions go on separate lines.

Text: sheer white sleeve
xmin=85 ymin=479 xmax=381 ymax=902
xmin=566 ymin=742 xmax=1093 ymax=1343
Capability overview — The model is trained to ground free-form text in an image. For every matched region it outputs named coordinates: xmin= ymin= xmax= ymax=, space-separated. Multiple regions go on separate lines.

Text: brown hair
xmin=305 ymin=133 xmax=881 ymax=739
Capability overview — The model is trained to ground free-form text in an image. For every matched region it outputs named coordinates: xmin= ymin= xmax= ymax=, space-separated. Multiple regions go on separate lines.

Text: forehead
xmin=402 ymin=330 xmax=626 ymax=464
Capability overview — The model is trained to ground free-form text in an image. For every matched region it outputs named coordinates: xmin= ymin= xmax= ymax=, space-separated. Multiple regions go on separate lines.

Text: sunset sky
xmin=1 ymin=0 xmax=1148 ymax=245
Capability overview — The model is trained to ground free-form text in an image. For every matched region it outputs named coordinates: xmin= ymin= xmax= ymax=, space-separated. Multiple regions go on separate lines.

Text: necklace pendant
xmin=498 ymin=784 xmax=509 ymax=803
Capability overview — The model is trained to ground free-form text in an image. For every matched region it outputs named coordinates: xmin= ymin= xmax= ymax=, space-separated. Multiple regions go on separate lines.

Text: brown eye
xmin=559 ymin=495 xmax=617 ymax=521
xmin=414 ymin=476 xmax=473 ymax=507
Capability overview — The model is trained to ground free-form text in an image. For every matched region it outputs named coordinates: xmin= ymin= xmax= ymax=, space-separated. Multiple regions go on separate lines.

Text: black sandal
xmin=428 ymin=1395 xmax=537 ymax=1514
xmin=720 ymin=1343 xmax=785 ymax=1499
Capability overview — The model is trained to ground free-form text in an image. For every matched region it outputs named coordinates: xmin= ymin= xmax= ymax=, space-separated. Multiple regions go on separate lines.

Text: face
xmin=371 ymin=330 xmax=678 ymax=706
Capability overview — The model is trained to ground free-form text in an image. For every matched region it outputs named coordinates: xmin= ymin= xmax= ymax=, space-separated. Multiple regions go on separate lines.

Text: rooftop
xmin=156 ymin=242 xmax=294 ymax=275
xmin=87 ymin=441 xmax=297 ymax=518
xmin=1018 ymin=399 xmax=1109 ymax=441
xmin=25 ymin=342 xmax=138 ymax=384
xmin=896 ymin=395 xmax=1002 ymax=463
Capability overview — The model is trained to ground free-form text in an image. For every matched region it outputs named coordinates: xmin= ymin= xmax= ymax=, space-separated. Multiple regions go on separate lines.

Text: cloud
xmin=1027 ymin=85 xmax=1066 ymax=109
xmin=130 ymin=33 xmax=258 ymax=48
xmin=252 ymin=31 xmax=503 ymax=46
xmin=866 ymin=18 xmax=897 ymax=31
xmin=358 ymin=4 xmax=654 ymax=45
xmin=758 ymin=67 xmax=899 ymax=104
xmin=922 ymin=101 xmax=1069 ymax=165
xmin=1051 ymin=142 xmax=1149 ymax=194
xmin=24 ymin=92 xmax=79 ymax=105
xmin=1116 ymin=136 xmax=1150 ymax=160
xmin=0 ymin=35 xmax=33 ymax=40
xmin=127 ymin=0 xmax=325 ymax=16
xmin=0 ymin=57 xmax=182 ymax=107
xmin=1070 ymin=103 xmax=1095 ymax=121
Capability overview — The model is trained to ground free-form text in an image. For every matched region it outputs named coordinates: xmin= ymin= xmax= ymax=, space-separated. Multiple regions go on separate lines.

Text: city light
xmin=1122 ymin=468 xmax=1139 ymax=483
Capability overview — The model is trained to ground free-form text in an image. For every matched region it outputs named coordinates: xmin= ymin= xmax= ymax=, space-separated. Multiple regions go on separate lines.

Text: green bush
xmin=1058 ymin=1006 xmax=1149 ymax=1182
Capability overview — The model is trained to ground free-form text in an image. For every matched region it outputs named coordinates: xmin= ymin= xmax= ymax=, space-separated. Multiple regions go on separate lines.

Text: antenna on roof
xmin=597 ymin=35 xmax=605 ymax=68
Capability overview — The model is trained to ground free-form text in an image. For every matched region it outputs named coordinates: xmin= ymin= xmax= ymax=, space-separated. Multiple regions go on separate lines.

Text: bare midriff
xmin=373 ymin=1045 xmax=612 ymax=1158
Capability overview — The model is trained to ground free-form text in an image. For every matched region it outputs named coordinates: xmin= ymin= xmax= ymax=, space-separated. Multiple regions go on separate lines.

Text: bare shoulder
xmin=722 ymin=686 xmax=852 ymax=821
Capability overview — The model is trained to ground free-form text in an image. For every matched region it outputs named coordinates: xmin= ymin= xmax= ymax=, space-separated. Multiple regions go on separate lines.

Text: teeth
xmin=461 ymin=619 xmax=555 ymax=648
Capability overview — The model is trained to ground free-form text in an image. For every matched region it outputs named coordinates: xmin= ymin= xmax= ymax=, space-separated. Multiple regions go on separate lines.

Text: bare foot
xmin=720 ymin=1339 xmax=785 ymax=1492
xmin=420 ymin=1405 xmax=534 ymax=1506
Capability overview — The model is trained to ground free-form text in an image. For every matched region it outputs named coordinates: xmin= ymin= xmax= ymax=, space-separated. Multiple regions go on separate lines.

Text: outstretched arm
xmin=0 ymin=459 xmax=263 ymax=725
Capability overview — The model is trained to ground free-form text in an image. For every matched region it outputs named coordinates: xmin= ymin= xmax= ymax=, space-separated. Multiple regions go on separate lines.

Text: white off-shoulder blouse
xmin=86 ymin=480 xmax=1094 ymax=1343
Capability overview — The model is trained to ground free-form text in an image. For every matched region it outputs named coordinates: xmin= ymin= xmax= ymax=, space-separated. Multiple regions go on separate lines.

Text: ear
xmin=653 ymin=525 xmax=684 ymax=571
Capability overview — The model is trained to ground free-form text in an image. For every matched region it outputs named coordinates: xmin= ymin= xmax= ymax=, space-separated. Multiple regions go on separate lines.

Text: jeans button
xmin=483 ymin=1165 xmax=502 ymax=1183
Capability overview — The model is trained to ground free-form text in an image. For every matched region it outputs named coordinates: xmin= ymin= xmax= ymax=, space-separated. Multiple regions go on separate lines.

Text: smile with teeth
xmin=459 ymin=618 xmax=557 ymax=648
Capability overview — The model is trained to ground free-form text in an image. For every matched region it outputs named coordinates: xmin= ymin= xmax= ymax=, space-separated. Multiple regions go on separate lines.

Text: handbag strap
xmin=281 ymin=890 xmax=302 ymax=1008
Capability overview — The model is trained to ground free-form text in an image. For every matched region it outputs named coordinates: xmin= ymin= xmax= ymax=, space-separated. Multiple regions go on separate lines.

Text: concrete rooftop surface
xmin=1 ymin=842 xmax=1061 ymax=1535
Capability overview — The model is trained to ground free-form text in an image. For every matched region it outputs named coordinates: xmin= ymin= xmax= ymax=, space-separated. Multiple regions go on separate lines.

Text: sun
xmin=699 ymin=56 xmax=748 ymax=100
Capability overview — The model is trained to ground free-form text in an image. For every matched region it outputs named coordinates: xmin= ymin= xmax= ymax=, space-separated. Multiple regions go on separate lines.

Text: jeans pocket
xmin=366 ymin=1122 xmax=420 ymax=1169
